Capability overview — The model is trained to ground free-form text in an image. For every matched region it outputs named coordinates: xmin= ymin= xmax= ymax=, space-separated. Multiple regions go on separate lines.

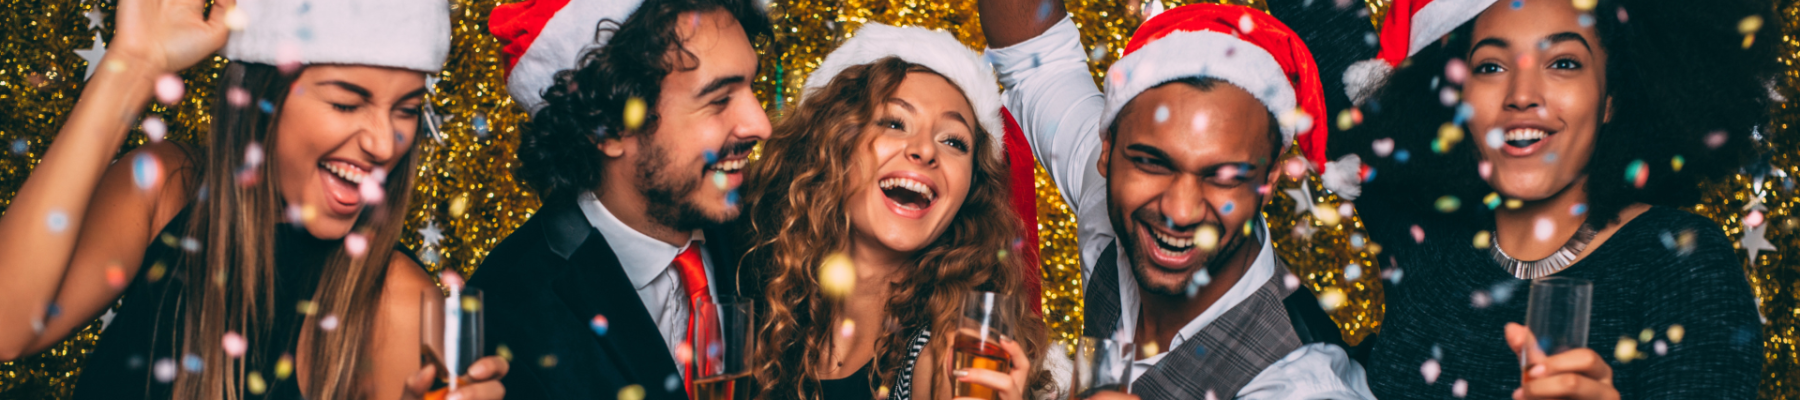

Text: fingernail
xmin=1528 ymin=364 xmax=1546 ymax=377
xmin=952 ymin=369 xmax=969 ymax=378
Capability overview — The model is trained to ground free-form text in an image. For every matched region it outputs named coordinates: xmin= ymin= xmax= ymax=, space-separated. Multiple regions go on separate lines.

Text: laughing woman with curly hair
xmin=739 ymin=24 xmax=1055 ymax=400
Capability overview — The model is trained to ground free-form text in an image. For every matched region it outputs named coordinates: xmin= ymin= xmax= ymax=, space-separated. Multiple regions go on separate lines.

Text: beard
xmin=634 ymin=136 xmax=731 ymax=232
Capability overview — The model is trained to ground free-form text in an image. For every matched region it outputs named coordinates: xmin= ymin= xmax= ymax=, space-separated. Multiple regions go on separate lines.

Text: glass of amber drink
xmin=953 ymin=291 xmax=1014 ymax=400
xmin=692 ymin=296 xmax=754 ymax=400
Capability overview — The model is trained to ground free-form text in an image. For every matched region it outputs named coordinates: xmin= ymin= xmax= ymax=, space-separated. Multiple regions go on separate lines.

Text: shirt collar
xmin=577 ymin=191 xmax=705 ymax=290
xmin=1119 ymin=216 xmax=1276 ymax=348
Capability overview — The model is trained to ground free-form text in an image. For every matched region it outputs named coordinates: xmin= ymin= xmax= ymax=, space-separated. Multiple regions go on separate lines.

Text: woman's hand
xmin=953 ymin=337 xmax=1032 ymax=400
xmin=401 ymin=356 xmax=509 ymax=400
xmin=1505 ymin=323 xmax=1618 ymax=400
xmin=110 ymin=0 xmax=236 ymax=74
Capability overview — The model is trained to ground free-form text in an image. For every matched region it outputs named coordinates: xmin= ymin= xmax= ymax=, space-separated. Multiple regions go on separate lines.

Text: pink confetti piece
xmin=222 ymin=331 xmax=247 ymax=358
xmin=154 ymin=74 xmax=184 ymax=105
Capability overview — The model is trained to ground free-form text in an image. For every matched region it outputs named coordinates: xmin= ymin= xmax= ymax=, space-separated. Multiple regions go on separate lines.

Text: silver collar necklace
xmin=1488 ymin=223 xmax=1599 ymax=279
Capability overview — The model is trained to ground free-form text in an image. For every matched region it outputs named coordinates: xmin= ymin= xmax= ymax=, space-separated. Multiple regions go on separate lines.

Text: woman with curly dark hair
xmin=1330 ymin=0 xmax=1779 ymax=399
xmin=740 ymin=24 xmax=1054 ymax=400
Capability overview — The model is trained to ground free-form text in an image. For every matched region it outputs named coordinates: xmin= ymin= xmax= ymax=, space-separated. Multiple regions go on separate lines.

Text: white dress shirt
xmin=986 ymin=17 xmax=1374 ymax=400
xmin=578 ymin=191 xmax=718 ymax=378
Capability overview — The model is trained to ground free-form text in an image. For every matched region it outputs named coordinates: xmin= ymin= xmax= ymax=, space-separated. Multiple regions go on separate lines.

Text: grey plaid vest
xmin=1083 ymin=240 xmax=1342 ymax=399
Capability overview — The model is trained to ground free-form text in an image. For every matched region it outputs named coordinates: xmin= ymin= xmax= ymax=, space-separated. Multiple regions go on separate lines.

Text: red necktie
xmin=673 ymin=245 xmax=717 ymax=399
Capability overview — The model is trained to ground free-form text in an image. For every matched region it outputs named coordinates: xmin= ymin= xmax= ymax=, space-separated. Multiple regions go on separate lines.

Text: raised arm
xmin=0 ymin=0 xmax=232 ymax=360
xmin=977 ymin=0 xmax=1064 ymax=49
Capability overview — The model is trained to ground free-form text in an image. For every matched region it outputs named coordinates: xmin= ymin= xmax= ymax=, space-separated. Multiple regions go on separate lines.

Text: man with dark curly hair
xmin=468 ymin=0 xmax=771 ymax=398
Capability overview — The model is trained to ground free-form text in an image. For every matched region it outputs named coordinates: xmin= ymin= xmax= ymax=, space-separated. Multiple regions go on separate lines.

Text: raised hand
xmin=109 ymin=0 xmax=238 ymax=74
xmin=401 ymin=356 xmax=509 ymax=400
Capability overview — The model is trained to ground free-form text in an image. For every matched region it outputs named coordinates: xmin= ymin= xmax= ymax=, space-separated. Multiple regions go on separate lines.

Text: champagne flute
xmin=1069 ymin=337 xmax=1133 ymax=399
xmin=1520 ymin=277 xmax=1592 ymax=385
xmin=421 ymin=283 xmax=484 ymax=400
xmin=953 ymin=291 xmax=1014 ymax=400
xmin=691 ymin=296 xmax=754 ymax=400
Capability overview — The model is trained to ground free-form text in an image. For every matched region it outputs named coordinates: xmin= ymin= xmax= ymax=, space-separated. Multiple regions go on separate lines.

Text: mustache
xmin=708 ymin=139 xmax=758 ymax=164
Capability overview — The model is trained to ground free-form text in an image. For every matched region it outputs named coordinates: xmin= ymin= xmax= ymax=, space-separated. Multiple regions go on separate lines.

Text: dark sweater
xmin=1365 ymin=206 xmax=1761 ymax=399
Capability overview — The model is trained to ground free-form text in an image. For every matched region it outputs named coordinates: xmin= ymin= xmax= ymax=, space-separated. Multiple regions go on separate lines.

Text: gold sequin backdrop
xmin=0 ymin=0 xmax=1792 ymax=398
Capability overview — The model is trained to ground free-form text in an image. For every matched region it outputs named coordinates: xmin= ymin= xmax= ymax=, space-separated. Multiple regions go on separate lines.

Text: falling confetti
xmin=839 ymin=319 xmax=856 ymax=338
xmin=624 ymin=97 xmax=648 ymax=130
xmin=818 ymin=252 xmax=856 ymax=299
xmin=1626 ymin=159 xmax=1648 ymax=188
xmin=360 ymin=169 xmax=386 ymax=205
xmin=498 ymin=344 xmax=514 ymax=361
xmin=296 ymin=300 xmax=318 ymax=315
xmin=676 ymin=342 xmax=694 ymax=365
xmin=665 ymin=373 xmax=682 ymax=393
xmin=461 ymin=295 xmax=481 ymax=312
xmin=228 ymin=87 xmax=250 ymax=108
xmin=276 ymin=354 xmax=294 ymax=379
xmin=1533 ymin=218 xmax=1556 ymax=241
xmin=1451 ymin=379 xmax=1468 ymax=398
xmin=618 ymin=384 xmax=646 ymax=400
xmin=1345 ymin=264 xmax=1363 ymax=281
xmin=344 ymin=233 xmax=368 ymax=258
xmin=46 ymin=209 xmax=69 ymax=233
xmin=153 ymin=358 xmax=177 ymax=382
xmin=1471 ymin=290 xmax=1491 ymax=308
xmin=1339 ymin=109 xmax=1364 ymax=131
xmin=1654 ymin=340 xmax=1668 ymax=356
xmin=1185 ymin=269 xmax=1213 ymax=297
xmin=1153 ymin=105 xmax=1169 ymax=123
xmin=1570 ymin=203 xmax=1588 ymax=216
xmin=1410 ymin=225 xmax=1426 ymax=243
xmin=1141 ymin=342 xmax=1160 ymax=357
xmin=540 ymin=354 xmax=559 ymax=369
xmin=1505 ymin=199 xmax=1523 ymax=209
xmin=1705 ymin=131 xmax=1727 ymax=148
xmin=1318 ymin=288 xmax=1347 ymax=312
xmin=1434 ymin=123 xmax=1464 ymax=154
xmin=1484 ymin=128 xmax=1504 ymax=149
xmin=449 ymin=193 xmax=471 ymax=218
xmin=1668 ymin=324 xmax=1685 ymax=343
xmin=1747 ymin=210 xmax=1766 ymax=227
xmin=1371 ymin=137 xmax=1394 ymax=157
xmin=1483 ymin=193 xmax=1502 ymax=210
xmin=154 ymin=74 xmax=184 ymax=105
xmin=1616 ymin=337 xmax=1640 ymax=362
xmin=1478 ymin=161 xmax=1492 ymax=180
xmin=1435 ymin=196 xmax=1461 ymax=213
xmin=1473 ymin=230 xmax=1492 ymax=249
xmin=1739 ymin=15 xmax=1764 ymax=35
xmin=182 ymin=354 xmax=203 ymax=372
xmin=104 ymin=264 xmax=127 ymax=289
xmin=142 ymin=116 xmax=167 ymax=143
xmin=133 ymin=152 xmax=162 ymax=190
xmin=319 ymin=314 xmax=340 ymax=331
xmin=590 ymin=314 xmax=610 ymax=336
xmin=1383 ymin=267 xmax=1404 ymax=285
xmin=247 ymin=371 xmax=267 ymax=394
xmin=1196 ymin=225 xmax=1220 ymax=251
xmin=1671 ymin=155 xmax=1685 ymax=172
xmin=222 ymin=331 xmax=247 ymax=358
xmin=1420 ymin=359 xmax=1441 ymax=384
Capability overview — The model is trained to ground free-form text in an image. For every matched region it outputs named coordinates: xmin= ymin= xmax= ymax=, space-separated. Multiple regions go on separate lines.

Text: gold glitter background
xmin=0 ymin=0 xmax=1793 ymax=398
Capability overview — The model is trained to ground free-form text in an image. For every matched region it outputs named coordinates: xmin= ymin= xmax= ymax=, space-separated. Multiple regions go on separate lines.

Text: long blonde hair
xmin=166 ymin=61 xmax=421 ymax=399
xmin=742 ymin=57 xmax=1050 ymax=399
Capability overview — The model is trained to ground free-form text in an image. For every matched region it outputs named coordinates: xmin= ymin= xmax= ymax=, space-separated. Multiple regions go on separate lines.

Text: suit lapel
xmin=547 ymin=214 xmax=689 ymax=399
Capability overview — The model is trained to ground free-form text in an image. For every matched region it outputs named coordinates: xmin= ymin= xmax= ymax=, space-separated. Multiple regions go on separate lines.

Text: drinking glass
xmin=953 ymin=291 xmax=1014 ymax=400
xmin=1520 ymin=277 xmax=1592 ymax=384
xmin=1069 ymin=337 xmax=1133 ymax=399
xmin=421 ymin=286 xmax=484 ymax=400
xmin=691 ymin=296 xmax=754 ymax=400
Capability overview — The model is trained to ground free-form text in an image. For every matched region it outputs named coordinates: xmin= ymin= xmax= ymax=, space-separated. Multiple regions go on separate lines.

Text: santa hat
xmin=804 ymin=23 xmax=1005 ymax=158
xmin=1330 ymin=0 xmax=1497 ymax=200
xmin=223 ymin=0 xmax=450 ymax=73
xmin=489 ymin=0 xmax=645 ymax=113
xmin=1099 ymin=4 xmax=1338 ymax=194
xmin=1343 ymin=0 xmax=1499 ymax=105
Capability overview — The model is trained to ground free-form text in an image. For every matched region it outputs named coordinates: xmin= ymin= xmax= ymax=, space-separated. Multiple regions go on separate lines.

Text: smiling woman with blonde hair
xmin=740 ymin=24 xmax=1053 ymax=400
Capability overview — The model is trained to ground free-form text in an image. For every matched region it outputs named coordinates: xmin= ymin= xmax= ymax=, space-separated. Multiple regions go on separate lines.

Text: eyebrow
xmin=943 ymin=111 xmax=972 ymax=131
xmin=319 ymin=81 xmax=372 ymax=99
xmin=888 ymin=98 xmax=916 ymax=113
xmin=1471 ymin=31 xmax=1591 ymax=55
xmin=695 ymin=75 xmax=747 ymax=99
xmin=1124 ymin=143 xmax=1171 ymax=161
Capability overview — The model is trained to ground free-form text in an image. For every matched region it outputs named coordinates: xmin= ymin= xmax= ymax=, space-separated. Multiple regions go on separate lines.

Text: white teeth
xmin=321 ymin=161 xmax=367 ymax=184
xmin=1151 ymin=229 xmax=1195 ymax=249
xmin=1504 ymin=128 xmax=1548 ymax=142
xmin=712 ymin=158 xmax=746 ymax=172
xmin=878 ymin=177 xmax=936 ymax=202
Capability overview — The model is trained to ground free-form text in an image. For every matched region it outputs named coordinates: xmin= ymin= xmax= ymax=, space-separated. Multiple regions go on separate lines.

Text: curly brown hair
xmin=741 ymin=56 xmax=1051 ymax=399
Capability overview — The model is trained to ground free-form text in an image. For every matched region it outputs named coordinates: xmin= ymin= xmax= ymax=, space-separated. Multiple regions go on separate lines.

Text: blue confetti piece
xmin=726 ymin=190 xmax=740 ymax=207
xmin=1537 ymin=337 xmax=1553 ymax=353
xmin=258 ymin=99 xmax=274 ymax=113
xmin=1193 ymin=344 xmax=1208 ymax=358
xmin=705 ymin=150 xmax=718 ymax=164
xmin=1037 ymin=0 xmax=1052 ymax=21
xmin=133 ymin=152 xmax=160 ymax=189
xmin=1364 ymin=167 xmax=1377 ymax=182
xmin=473 ymin=114 xmax=491 ymax=137
xmin=45 ymin=303 xmax=61 ymax=318
xmin=127 ymin=355 xmax=146 ymax=369
xmin=1221 ymin=201 xmax=1235 ymax=215
xmin=1570 ymin=203 xmax=1588 ymax=216
xmin=1577 ymin=14 xmax=1594 ymax=28
xmin=10 ymin=139 xmax=26 ymax=154
xmin=589 ymin=315 xmax=609 ymax=336
xmin=1544 ymin=152 xmax=1558 ymax=163
xmin=1453 ymin=103 xmax=1475 ymax=125
xmin=665 ymin=373 xmax=682 ymax=393
xmin=1511 ymin=0 xmax=1523 ymax=9
xmin=295 ymin=27 xmax=313 ymax=41
xmin=46 ymin=210 xmax=69 ymax=233
xmin=183 ymin=354 xmax=204 ymax=372
xmin=1431 ymin=344 xmax=1443 ymax=360
xmin=1394 ymin=149 xmax=1411 ymax=163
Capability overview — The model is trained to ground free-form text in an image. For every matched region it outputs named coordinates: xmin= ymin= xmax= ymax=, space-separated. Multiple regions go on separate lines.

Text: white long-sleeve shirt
xmin=986 ymin=16 xmax=1374 ymax=400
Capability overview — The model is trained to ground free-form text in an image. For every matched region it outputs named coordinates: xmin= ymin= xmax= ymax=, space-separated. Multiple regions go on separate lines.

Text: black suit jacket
xmin=469 ymin=200 xmax=746 ymax=400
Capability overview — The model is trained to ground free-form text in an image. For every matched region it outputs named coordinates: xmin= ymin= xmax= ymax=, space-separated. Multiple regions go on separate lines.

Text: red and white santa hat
xmin=1343 ymin=0 xmax=1500 ymax=105
xmin=1100 ymin=4 xmax=1339 ymax=194
xmin=223 ymin=0 xmax=450 ymax=73
xmin=803 ymin=23 xmax=1005 ymax=157
xmin=489 ymin=0 xmax=645 ymax=112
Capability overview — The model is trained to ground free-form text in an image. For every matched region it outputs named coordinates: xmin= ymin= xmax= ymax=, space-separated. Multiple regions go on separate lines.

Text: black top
xmin=1364 ymin=206 xmax=1761 ymax=400
xmin=819 ymin=361 xmax=877 ymax=400
xmin=74 ymin=208 xmax=332 ymax=400
xmin=467 ymin=200 xmax=745 ymax=400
